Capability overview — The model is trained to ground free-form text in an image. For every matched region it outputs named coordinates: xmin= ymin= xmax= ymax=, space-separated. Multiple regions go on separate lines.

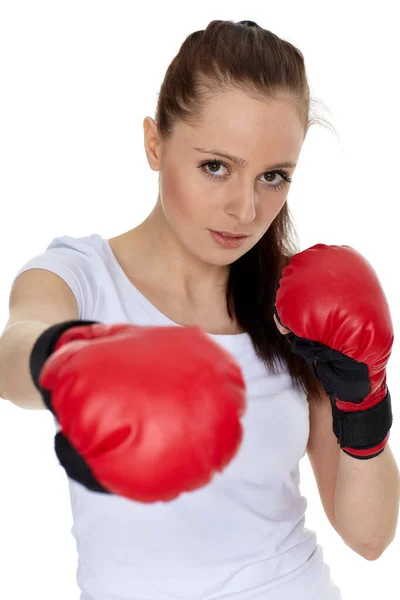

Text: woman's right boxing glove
xmin=30 ymin=321 xmax=247 ymax=503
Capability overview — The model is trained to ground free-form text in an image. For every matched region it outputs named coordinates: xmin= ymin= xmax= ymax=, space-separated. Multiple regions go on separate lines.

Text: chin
xmin=207 ymin=247 xmax=251 ymax=266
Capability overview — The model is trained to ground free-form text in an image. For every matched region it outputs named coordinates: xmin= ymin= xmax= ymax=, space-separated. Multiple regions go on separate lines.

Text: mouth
xmin=211 ymin=230 xmax=249 ymax=238
xmin=209 ymin=230 xmax=249 ymax=249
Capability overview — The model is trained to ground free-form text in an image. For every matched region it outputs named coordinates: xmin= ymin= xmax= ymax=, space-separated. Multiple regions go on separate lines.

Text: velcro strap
xmin=331 ymin=388 xmax=393 ymax=449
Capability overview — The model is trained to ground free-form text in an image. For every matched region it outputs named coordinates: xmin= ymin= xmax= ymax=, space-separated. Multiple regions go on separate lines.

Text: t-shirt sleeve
xmin=12 ymin=235 xmax=99 ymax=320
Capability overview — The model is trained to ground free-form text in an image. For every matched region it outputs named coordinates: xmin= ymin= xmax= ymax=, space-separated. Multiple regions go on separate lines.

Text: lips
xmin=210 ymin=230 xmax=248 ymax=248
xmin=213 ymin=230 xmax=248 ymax=238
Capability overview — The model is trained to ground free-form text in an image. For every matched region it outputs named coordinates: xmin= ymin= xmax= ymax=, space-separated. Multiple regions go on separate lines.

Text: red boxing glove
xmin=274 ymin=244 xmax=394 ymax=460
xmin=31 ymin=322 xmax=247 ymax=502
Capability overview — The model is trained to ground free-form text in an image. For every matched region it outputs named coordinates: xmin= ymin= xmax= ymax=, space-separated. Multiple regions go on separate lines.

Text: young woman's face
xmin=145 ymin=89 xmax=305 ymax=266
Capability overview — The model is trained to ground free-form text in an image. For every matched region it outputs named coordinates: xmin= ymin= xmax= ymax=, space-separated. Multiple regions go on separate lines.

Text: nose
xmin=225 ymin=189 xmax=257 ymax=224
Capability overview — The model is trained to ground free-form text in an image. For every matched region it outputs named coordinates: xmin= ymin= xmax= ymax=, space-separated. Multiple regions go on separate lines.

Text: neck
xmin=122 ymin=205 xmax=230 ymax=308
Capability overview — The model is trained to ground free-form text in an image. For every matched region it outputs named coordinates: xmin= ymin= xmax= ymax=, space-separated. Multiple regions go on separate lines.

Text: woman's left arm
xmin=272 ymin=244 xmax=400 ymax=559
xmin=335 ymin=443 xmax=400 ymax=559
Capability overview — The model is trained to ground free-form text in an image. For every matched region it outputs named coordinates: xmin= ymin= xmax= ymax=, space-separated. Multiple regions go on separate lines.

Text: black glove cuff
xmin=29 ymin=319 xmax=100 ymax=412
xmin=331 ymin=387 xmax=393 ymax=454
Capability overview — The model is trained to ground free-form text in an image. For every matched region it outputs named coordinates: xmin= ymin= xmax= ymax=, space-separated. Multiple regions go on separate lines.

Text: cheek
xmin=253 ymin=195 xmax=287 ymax=237
xmin=259 ymin=194 xmax=287 ymax=220
xmin=161 ymin=164 xmax=202 ymax=221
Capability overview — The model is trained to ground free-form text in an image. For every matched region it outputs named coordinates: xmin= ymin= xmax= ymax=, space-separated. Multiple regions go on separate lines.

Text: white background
xmin=0 ymin=1 xmax=398 ymax=598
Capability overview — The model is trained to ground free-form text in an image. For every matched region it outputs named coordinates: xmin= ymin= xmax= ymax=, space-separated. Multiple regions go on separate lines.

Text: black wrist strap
xmin=29 ymin=319 xmax=100 ymax=412
xmin=331 ymin=387 xmax=393 ymax=451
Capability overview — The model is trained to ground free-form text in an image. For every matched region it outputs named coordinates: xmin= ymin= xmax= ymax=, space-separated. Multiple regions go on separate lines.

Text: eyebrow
xmin=192 ymin=147 xmax=297 ymax=171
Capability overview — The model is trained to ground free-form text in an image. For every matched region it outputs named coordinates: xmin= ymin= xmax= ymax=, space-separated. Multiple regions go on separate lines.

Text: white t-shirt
xmin=14 ymin=233 xmax=342 ymax=599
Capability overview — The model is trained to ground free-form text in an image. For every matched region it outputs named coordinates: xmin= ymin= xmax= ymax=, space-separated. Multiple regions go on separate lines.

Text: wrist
xmin=29 ymin=319 xmax=99 ymax=412
xmin=330 ymin=387 xmax=393 ymax=459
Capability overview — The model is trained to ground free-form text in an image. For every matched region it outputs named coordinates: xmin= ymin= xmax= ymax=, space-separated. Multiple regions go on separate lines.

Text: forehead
xmin=176 ymin=90 xmax=305 ymax=156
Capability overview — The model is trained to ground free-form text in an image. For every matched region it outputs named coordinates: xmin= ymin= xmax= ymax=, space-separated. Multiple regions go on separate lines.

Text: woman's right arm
xmin=0 ymin=269 xmax=79 ymax=410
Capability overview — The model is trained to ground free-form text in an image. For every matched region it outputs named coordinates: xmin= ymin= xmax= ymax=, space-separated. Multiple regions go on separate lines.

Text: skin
xmin=273 ymin=314 xmax=291 ymax=335
xmin=120 ymin=88 xmax=305 ymax=323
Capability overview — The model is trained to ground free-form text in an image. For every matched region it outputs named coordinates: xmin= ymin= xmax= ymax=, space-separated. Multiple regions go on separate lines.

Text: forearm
xmin=334 ymin=443 xmax=400 ymax=558
xmin=0 ymin=320 xmax=49 ymax=410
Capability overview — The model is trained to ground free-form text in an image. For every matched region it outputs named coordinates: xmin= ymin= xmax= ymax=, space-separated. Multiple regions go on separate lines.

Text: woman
xmin=4 ymin=19 xmax=397 ymax=600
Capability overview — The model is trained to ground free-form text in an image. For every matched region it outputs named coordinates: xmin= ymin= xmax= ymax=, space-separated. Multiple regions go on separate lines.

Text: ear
xmin=273 ymin=313 xmax=291 ymax=335
xmin=143 ymin=117 xmax=162 ymax=171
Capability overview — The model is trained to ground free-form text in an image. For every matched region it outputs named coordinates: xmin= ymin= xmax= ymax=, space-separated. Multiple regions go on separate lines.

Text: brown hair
xmin=154 ymin=19 xmax=338 ymax=405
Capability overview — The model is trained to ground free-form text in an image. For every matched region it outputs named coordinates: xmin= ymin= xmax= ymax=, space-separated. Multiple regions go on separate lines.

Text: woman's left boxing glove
xmin=274 ymin=244 xmax=394 ymax=460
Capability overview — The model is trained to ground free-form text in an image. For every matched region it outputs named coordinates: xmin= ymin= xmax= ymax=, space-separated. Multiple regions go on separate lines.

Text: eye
xmin=197 ymin=159 xmax=293 ymax=192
